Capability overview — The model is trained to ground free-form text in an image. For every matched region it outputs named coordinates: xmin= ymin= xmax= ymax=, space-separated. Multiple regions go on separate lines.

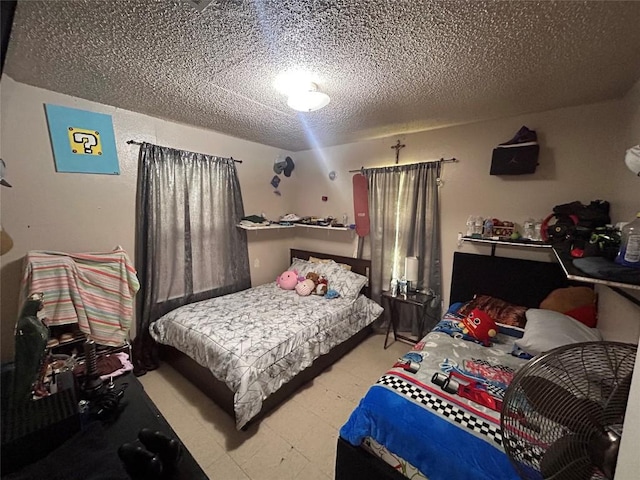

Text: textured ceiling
xmin=5 ymin=0 xmax=640 ymax=152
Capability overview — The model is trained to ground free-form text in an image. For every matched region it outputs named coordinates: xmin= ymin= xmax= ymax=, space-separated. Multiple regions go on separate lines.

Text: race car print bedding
xmin=340 ymin=310 xmax=528 ymax=480
xmin=149 ymin=282 xmax=383 ymax=429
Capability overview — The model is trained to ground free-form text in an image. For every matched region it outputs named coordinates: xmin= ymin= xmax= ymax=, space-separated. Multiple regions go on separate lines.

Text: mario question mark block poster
xmin=44 ymin=104 xmax=120 ymax=174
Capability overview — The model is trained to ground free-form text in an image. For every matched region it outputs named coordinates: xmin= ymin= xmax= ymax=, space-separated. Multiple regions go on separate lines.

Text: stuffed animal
xmin=459 ymin=308 xmax=497 ymax=347
xmin=276 ymin=270 xmax=299 ymax=290
xmin=324 ymin=289 xmax=340 ymax=299
xmin=314 ymin=275 xmax=329 ymax=295
xmin=295 ymin=279 xmax=315 ymax=296
xmin=306 ymin=272 xmax=320 ymax=286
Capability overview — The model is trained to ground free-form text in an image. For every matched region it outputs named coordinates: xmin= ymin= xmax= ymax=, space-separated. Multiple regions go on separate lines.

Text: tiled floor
xmin=139 ymin=333 xmax=409 ymax=479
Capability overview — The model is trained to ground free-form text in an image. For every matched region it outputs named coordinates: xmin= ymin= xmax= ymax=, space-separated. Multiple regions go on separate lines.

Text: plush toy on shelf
xmin=276 ymin=270 xmax=299 ymax=290
xmin=458 ymin=308 xmax=498 ymax=347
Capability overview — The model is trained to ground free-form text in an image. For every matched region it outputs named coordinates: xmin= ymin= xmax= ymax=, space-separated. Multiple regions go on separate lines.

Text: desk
xmin=381 ymin=291 xmax=435 ymax=349
xmin=1 ymin=371 xmax=207 ymax=479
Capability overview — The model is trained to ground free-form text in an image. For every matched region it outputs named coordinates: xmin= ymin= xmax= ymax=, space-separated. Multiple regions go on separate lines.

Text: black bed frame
xmin=158 ymin=248 xmax=376 ymax=428
xmin=334 ymin=251 xmax=576 ymax=480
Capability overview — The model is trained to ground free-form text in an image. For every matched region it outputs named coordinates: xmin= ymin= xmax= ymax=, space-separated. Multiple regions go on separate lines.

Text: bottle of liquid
xmin=483 ymin=218 xmax=494 ymax=238
xmin=615 ymin=213 xmax=640 ymax=268
xmin=473 ymin=217 xmax=484 ymax=237
xmin=390 ymin=278 xmax=398 ymax=297
xmin=399 ymin=277 xmax=408 ymax=296
xmin=466 ymin=216 xmax=475 ymax=237
xmin=523 ymin=218 xmax=535 ymax=240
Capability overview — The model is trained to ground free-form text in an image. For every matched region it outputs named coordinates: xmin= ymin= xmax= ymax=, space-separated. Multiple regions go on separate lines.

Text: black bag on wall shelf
xmin=490 ymin=144 xmax=539 ymax=175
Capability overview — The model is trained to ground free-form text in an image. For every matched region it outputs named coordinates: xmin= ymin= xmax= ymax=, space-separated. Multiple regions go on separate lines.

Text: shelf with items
xmin=551 ymin=248 xmax=640 ymax=307
xmin=461 ymin=236 xmax=551 ymax=256
xmin=47 ymin=324 xmax=131 ymax=359
xmin=236 ymin=223 xmax=295 ymax=231
xmin=237 ymin=223 xmax=351 ymax=231
xmin=295 ymin=224 xmax=350 ymax=231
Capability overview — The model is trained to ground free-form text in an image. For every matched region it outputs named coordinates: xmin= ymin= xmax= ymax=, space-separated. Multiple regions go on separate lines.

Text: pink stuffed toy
xmin=276 ymin=270 xmax=299 ymax=290
xmin=295 ymin=279 xmax=315 ymax=296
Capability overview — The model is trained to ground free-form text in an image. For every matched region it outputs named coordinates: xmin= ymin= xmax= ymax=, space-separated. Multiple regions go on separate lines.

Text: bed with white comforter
xmin=150 ymin=282 xmax=383 ymax=428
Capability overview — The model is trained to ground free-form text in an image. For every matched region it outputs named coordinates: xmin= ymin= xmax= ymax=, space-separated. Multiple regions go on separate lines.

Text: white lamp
xmin=286 ymin=82 xmax=330 ymax=112
xmin=405 ymin=257 xmax=419 ymax=293
xmin=625 ymin=145 xmax=640 ymax=176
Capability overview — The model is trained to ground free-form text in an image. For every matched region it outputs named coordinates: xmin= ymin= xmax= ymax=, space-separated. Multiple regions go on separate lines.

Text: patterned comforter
xmin=340 ymin=312 xmax=529 ymax=480
xmin=149 ymin=283 xmax=383 ymax=429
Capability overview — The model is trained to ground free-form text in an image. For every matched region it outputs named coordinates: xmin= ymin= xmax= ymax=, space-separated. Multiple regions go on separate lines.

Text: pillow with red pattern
xmin=457 ymin=295 xmax=528 ymax=328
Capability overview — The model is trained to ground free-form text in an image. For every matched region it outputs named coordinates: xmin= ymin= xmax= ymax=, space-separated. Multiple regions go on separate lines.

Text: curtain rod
xmin=348 ymin=157 xmax=457 ymax=173
xmin=126 ymin=140 xmax=243 ymax=163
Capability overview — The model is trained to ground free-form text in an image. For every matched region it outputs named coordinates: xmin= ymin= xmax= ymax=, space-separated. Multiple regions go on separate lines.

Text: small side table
xmin=382 ymin=290 xmax=435 ymax=349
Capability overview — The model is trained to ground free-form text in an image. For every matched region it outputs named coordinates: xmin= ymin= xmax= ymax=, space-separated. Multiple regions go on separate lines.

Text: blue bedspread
xmin=340 ymin=315 xmax=529 ymax=480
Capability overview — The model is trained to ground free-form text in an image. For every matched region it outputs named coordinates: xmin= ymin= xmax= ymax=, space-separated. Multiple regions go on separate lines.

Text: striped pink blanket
xmin=20 ymin=247 xmax=140 ymax=346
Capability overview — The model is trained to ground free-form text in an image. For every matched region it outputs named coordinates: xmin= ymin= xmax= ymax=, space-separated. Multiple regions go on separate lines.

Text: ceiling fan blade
xmin=520 ymin=375 xmax=604 ymax=432
xmin=540 ymin=434 xmax=593 ymax=480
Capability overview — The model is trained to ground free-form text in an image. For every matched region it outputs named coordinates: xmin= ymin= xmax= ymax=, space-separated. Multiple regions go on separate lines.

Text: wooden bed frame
xmin=335 ymin=251 xmax=577 ymax=480
xmin=158 ymin=248 xmax=376 ymax=428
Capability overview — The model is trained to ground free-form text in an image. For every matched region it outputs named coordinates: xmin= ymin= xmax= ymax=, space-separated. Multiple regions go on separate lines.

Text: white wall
xmin=0 ymin=76 xmax=294 ymax=359
xmin=293 ymin=96 xmax=639 ymax=308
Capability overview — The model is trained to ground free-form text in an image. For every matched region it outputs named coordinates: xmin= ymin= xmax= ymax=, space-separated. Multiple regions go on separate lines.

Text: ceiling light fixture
xmin=286 ymin=82 xmax=330 ymax=112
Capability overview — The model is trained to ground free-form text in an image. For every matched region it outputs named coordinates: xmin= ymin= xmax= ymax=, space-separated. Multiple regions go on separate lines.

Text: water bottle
xmin=483 ymin=218 xmax=494 ymax=238
xmin=399 ymin=277 xmax=408 ymax=296
xmin=473 ymin=217 xmax=484 ymax=237
xmin=466 ymin=216 xmax=475 ymax=236
xmin=390 ymin=278 xmax=398 ymax=296
xmin=523 ymin=218 xmax=535 ymax=240
xmin=615 ymin=213 xmax=640 ymax=268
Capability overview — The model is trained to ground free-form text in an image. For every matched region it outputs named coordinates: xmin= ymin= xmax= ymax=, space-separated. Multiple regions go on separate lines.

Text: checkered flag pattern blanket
xmin=377 ymin=374 xmax=504 ymax=446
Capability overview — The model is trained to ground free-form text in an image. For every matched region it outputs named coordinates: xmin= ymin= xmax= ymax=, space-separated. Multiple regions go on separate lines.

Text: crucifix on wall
xmin=391 ymin=139 xmax=405 ymax=164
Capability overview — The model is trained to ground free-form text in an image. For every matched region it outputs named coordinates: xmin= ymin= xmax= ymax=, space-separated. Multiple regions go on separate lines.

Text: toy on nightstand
xmin=459 ymin=309 xmax=497 ymax=347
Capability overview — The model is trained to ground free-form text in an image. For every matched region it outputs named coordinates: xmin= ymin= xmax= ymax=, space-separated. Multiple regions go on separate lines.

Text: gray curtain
xmin=365 ymin=162 xmax=442 ymax=333
xmin=133 ymin=143 xmax=250 ymax=375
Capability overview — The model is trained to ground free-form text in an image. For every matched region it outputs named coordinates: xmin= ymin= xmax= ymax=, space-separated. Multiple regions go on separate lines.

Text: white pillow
xmin=288 ymin=257 xmax=338 ymax=279
xmin=322 ymin=261 xmax=368 ymax=300
xmin=515 ymin=308 xmax=602 ymax=357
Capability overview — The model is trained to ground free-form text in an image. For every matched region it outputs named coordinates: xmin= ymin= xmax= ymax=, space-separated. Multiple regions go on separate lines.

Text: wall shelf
xmin=295 ymin=224 xmax=349 ymax=231
xmin=237 ymin=223 xmax=350 ymax=231
xmin=462 ymin=236 xmax=640 ymax=307
xmin=461 ymin=236 xmax=551 ymax=256
xmin=236 ymin=223 xmax=295 ymax=230
xmin=551 ymin=248 xmax=640 ymax=307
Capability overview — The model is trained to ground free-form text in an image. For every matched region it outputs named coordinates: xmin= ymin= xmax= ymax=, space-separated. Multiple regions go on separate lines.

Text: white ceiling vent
xmin=183 ymin=0 xmax=213 ymax=12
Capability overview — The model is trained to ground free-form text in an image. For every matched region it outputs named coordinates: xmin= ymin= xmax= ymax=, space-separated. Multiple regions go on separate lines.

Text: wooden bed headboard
xmin=449 ymin=252 xmax=574 ymax=308
xmin=290 ymin=249 xmax=372 ymax=298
